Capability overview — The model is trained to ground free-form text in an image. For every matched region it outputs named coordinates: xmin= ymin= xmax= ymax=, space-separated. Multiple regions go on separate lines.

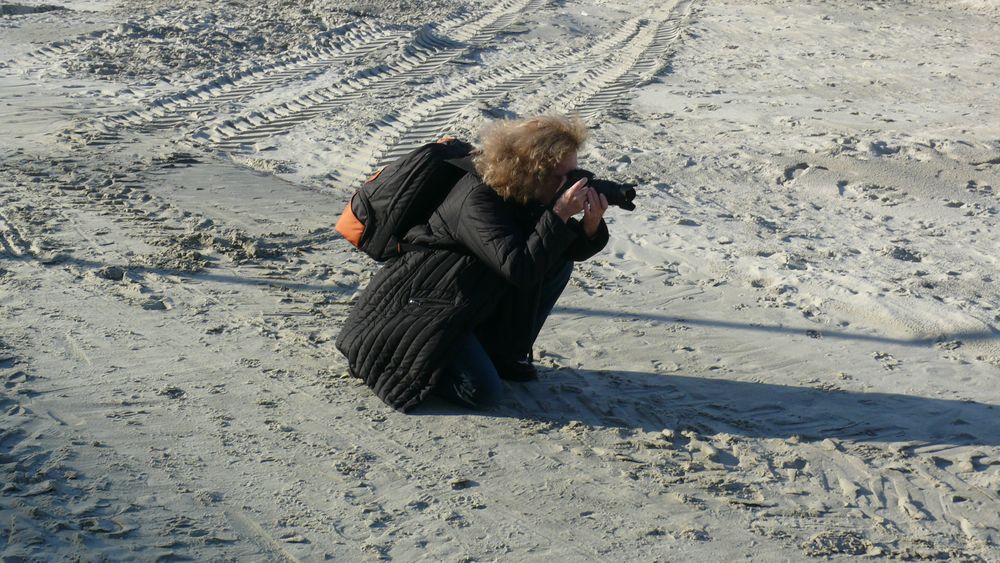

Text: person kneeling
xmin=336 ymin=115 xmax=609 ymax=411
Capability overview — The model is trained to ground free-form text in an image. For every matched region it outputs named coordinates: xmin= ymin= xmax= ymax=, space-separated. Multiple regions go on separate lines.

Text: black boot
xmin=498 ymin=357 xmax=538 ymax=382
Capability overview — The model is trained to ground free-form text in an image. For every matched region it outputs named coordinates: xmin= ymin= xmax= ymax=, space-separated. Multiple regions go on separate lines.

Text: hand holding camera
xmin=581 ymin=183 xmax=609 ymax=237
xmin=553 ymin=168 xmax=636 ymax=237
xmin=565 ymin=169 xmax=638 ymax=211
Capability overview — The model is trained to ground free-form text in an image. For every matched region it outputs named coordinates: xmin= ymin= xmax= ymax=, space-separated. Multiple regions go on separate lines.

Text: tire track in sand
xmin=544 ymin=0 xmax=694 ymax=118
xmin=55 ymin=1 xmax=524 ymax=144
xmin=63 ymin=22 xmax=406 ymax=145
xmin=349 ymin=0 xmax=692 ymax=183
xmin=350 ymin=18 xmax=654 ymax=177
xmin=188 ymin=0 xmax=548 ymax=151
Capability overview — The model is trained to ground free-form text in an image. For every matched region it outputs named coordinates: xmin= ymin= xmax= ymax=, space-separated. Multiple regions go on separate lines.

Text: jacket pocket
xmin=405 ymin=289 xmax=456 ymax=309
xmin=407 ymin=297 xmax=453 ymax=307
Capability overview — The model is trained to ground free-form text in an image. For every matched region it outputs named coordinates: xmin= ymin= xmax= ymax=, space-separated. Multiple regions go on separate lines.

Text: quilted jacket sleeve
xmin=565 ymin=217 xmax=610 ymax=261
xmin=455 ymin=185 xmax=577 ymax=290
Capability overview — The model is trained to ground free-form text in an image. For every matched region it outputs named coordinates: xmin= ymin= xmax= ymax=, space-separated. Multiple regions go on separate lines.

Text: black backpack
xmin=336 ymin=138 xmax=473 ymax=261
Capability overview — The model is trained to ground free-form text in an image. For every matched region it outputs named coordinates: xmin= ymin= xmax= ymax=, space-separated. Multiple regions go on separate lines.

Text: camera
xmin=564 ymin=169 xmax=637 ymax=211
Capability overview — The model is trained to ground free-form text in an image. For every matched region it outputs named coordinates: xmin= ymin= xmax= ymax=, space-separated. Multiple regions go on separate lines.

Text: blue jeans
xmin=436 ymin=261 xmax=572 ymax=409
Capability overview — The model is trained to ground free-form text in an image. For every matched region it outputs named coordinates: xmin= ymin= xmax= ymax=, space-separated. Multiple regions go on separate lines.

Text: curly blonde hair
xmin=474 ymin=115 xmax=588 ymax=205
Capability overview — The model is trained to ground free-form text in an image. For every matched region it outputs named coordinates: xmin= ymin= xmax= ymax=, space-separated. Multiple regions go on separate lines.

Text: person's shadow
xmin=48 ymin=255 xmax=997 ymax=449
xmin=420 ymin=367 xmax=1000 ymax=448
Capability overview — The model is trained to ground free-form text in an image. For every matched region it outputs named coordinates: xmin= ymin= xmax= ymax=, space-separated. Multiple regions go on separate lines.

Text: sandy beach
xmin=2 ymin=0 xmax=998 ymax=560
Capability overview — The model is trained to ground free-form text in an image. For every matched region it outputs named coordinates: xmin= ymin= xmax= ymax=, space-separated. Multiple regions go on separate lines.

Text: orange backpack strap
xmin=366 ymin=167 xmax=385 ymax=183
xmin=335 ymin=196 xmax=365 ymax=248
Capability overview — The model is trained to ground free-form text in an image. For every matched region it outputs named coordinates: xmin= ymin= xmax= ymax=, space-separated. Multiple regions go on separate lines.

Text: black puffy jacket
xmin=335 ymin=166 xmax=609 ymax=411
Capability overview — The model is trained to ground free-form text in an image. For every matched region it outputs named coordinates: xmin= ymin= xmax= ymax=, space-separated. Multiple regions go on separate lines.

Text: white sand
xmin=1 ymin=0 xmax=998 ymax=560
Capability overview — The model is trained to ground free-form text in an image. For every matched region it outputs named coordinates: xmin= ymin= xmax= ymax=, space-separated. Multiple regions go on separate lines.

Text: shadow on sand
xmin=419 ymin=367 xmax=1000 ymax=448
xmin=556 ymin=305 xmax=1000 ymax=348
xmin=40 ymin=256 xmax=349 ymax=294
xmin=38 ymin=255 xmax=1000 ymax=448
